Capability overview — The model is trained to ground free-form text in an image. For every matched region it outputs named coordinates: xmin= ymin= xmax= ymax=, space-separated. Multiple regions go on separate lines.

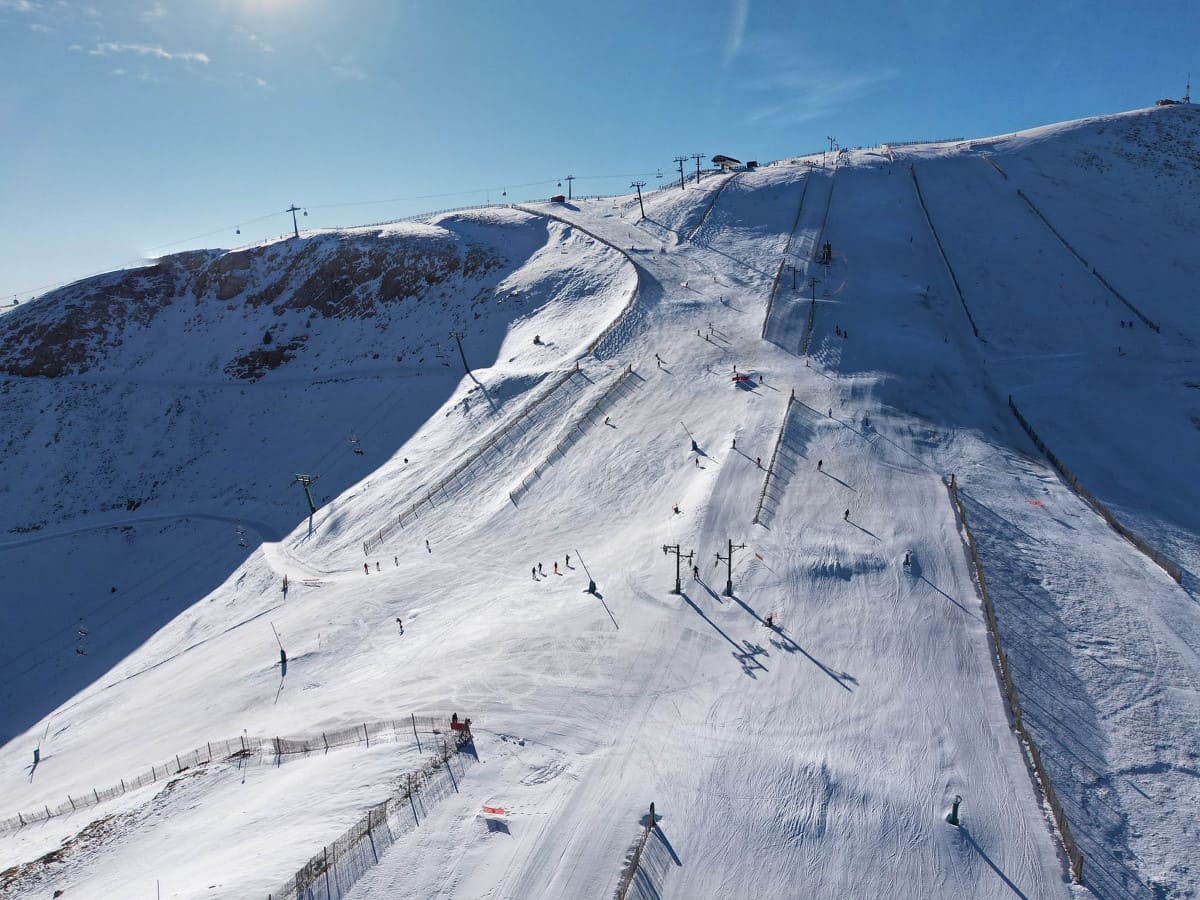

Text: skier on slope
xmin=817 ymin=459 xmax=823 ymax=471
xmin=532 ymin=566 xmax=538 ymax=580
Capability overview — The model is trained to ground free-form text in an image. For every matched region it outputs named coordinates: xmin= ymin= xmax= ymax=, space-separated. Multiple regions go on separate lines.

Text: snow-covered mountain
xmin=1 ymin=104 xmax=1197 ymax=899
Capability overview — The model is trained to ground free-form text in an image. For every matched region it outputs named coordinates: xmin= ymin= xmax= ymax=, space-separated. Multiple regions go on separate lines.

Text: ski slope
xmin=3 ymin=104 xmax=1199 ymax=899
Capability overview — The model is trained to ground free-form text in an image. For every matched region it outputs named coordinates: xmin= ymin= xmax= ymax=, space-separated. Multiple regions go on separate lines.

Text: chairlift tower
xmin=662 ymin=543 xmax=694 ymax=594
xmin=448 ymin=330 xmax=471 ymax=374
xmin=674 ymin=156 xmax=688 ymax=191
xmin=286 ymin=204 xmax=304 ymax=239
xmin=565 ymin=175 xmax=575 ymax=200
xmin=631 ymin=181 xmax=647 ymax=219
xmin=290 ymin=473 xmax=319 ymax=516
xmin=691 ymin=152 xmax=704 ymax=184
xmin=715 ymin=538 xmax=747 ymax=597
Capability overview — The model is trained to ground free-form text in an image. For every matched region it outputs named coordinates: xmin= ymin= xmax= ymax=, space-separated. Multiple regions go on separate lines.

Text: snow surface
xmin=2 ymin=104 xmax=1198 ymax=899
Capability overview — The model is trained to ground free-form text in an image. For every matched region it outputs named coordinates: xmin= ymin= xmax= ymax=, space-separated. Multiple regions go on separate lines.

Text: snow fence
xmin=613 ymin=802 xmax=657 ymax=900
xmin=910 ymin=165 xmax=984 ymax=341
xmin=0 ymin=716 xmax=453 ymax=834
xmin=1007 ymin=396 xmax=1182 ymax=583
xmin=1012 ymin=189 xmax=1160 ymax=332
xmin=947 ymin=476 xmax=1084 ymax=883
xmin=362 ymin=365 xmax=590 ymax=556
xmin=511 ymin=203 xmax=642 ymax=360
xmin=753 ymin=391 xmax=797 ymax=525
xmin=684 ymin=171 xmax=741 ymax=242
xmin=269 ymin=728 xmax=476 ymax=900
xmin=760 ymin=170 xmax=813 ymax=341
xmin=509 ymin=364 xmax=641 ymax=504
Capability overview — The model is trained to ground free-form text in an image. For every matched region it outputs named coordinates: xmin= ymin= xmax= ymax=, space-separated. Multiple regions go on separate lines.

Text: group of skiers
xmin=364 ymin=542 xmax=431 ymax=574
xmin=835 ymin=325 xmax=849 ymax=339
xmin=532 ymin=553 xmax=571 ymax=580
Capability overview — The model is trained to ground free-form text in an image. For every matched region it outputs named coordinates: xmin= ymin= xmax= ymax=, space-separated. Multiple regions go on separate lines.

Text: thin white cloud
xmin=140 ymin=3 xmax=166 ymax=22
xmin=30 ymin=20 xmax=52 ymax=31
xmin=90 ymin=42 xmax=209 ymax=64
xmin=0 ymin=0 xmax=39 ymax=12
xmin=723 ymin=0 xmax=749 ymax=68
xmin=111 ymin=67 xmax=125 ymax=76
xmin=235 ymin=27 xmax=275 ymax=54
xmin=733 ymin=32 xmax=897 ymax=128
xmin=330 ymin=63 xmax=366 ymax=81
xmin=742 ymin=68 xmax=898 ymax=127
xmin=234 ymin=71 xmax=272 ymax=91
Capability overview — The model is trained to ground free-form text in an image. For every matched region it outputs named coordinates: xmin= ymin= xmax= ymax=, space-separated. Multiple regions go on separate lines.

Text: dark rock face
xmin=0 ymin=229 xmax=507 ymax=380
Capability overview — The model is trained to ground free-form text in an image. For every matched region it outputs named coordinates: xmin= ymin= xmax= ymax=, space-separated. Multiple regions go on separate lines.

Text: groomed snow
xmin=2 ymin=104 xmax=1198 ymax=899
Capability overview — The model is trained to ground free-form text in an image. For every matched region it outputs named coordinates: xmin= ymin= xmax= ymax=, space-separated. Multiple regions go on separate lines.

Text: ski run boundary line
xmin=1011 ymin=188 xmax=1161 ymax=333
xmin=909 ymin=164 xmax=984 ymax=342
xmin=509 ymin=365 xmax=640 ymax=504
xmin=269 ymin=729 xmax=476 ymax=900
xmin=946 ymin=477 xmax=1084 ymax=884
xmin=684 ymin=171 xmax=741 ymax=243
xmin=760 ymin=169 xmax=814 ymax=341
xmin=1007 ymin=395 xmax=1182 ymax=583
xmin=752 ymin=391 xmax=797 ymax=525
xmin=1 ymin=715 xmax=455 ymax=835
xmin=362 ymin=365 xmax=589 ymax=555
xmin=510 ymin=204 xmax=642 ymax=359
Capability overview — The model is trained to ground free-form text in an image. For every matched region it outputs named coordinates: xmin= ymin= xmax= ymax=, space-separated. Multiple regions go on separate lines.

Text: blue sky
xmin=1 ymin=0 xmax=1195 ymax=302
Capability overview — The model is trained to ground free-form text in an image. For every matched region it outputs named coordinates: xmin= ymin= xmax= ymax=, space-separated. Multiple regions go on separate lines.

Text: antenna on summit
xmin=1186 ymin=73 xmax=1191 ymax=104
